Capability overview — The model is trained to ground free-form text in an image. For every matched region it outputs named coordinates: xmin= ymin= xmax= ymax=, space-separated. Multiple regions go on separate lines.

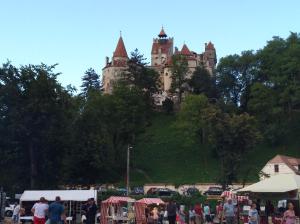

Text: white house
xmin=260 ymin=154 xmax=300 ymax=180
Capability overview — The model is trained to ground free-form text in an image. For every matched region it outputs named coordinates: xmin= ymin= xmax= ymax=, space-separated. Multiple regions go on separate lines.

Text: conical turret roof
xmin=113 ymin=36 xmax=128 ymax=58
xmin=181 ymin=44 xmax=192 ymax=55
xmin=158 ymin=27 xmax=167 ymax=38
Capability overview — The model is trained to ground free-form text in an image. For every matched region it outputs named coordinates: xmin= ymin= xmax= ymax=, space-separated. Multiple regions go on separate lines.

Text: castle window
xmin=298 ymin=164 xmax=300 ymax=171
xmin=274 ymin=164 xmax=279 ymax=173
xmin=166 ymin=73 xmax=168 ymax=76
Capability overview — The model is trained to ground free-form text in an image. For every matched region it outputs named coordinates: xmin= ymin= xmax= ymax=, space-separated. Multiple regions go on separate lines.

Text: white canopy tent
xmin=238 ymin=174 xmax=300 ymax=217
xmin=238 ymin=174 xmax=300 ymax=193
xmin=20 ymin=190 xmax=98 ymax=223
xmin=20 ymin=190 xmax=97 ymax=201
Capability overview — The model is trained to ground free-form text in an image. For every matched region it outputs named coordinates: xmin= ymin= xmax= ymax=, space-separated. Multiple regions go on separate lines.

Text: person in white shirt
xmin=12 ymin=203 xmax=20 ymax=224
xmin=31 ymin=197 xmax=49 ymax=224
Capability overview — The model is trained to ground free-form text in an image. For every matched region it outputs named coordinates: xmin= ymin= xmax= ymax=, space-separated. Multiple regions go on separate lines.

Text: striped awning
xmin=136 ymin=198 xmax=165 ymax=205
xmin=221 ymin=191 xmax=249 ymax=202
xmin=102 ymin=196 xmax=135 ymax=203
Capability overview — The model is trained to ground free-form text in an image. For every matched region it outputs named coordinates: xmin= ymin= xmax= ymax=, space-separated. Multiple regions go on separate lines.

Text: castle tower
xmin=204 ymin=41 xmax=217 ymax=74
xmin=102 ymin=35 xmax=128 ymax=93
xmin=151 ymin=27 xmax=174 ymax=67
xmin=179 ymin=43 xmax=197 ymax=77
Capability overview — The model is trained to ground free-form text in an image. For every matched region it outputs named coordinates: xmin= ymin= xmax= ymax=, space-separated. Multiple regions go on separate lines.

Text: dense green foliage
xmin=1 ymin=32 xmax=300 ymax=192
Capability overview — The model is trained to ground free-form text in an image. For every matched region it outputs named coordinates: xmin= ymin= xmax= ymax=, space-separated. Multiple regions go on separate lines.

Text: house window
xmin=274 ymin=164 xmax=279 ymax=173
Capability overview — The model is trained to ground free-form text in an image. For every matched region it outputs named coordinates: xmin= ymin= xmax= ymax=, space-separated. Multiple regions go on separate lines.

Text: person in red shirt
xmin=194 ymin=203 xmax=203 ymax=224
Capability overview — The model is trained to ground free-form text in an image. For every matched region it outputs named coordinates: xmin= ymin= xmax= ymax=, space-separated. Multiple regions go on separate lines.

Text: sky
xmin=1 ymin=0 xmax=300 ymax=89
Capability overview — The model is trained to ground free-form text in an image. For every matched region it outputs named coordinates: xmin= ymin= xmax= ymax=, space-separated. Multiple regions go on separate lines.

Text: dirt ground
xmin=4 ymin=217 xmax=12 ymax=224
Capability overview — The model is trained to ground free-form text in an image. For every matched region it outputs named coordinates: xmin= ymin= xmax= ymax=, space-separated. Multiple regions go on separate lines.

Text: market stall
xmin=221 ymin=191 xmax=249 ymax=203
xmin=238 ymin=174 xmax=300 ymax=224
xmin=20 ymin=190 xmax=97 ymax=223
xmin=100 ymin=196 xmax=135 ymax=224
xmin=135 ymin=198 xmax=165 ymax=224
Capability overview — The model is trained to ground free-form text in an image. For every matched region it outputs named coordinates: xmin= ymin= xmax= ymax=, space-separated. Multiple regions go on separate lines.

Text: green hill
xmin=131 ymin=113 xmax=300 ymax=185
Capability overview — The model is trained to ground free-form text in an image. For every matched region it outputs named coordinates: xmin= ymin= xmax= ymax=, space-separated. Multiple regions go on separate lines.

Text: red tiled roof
xmin=113 ymin=37 xmax=128 ymax=58
xmin=206 ymin=41 xmax=215 ymax=50
xmin=180 ymin=44 xmax=192 ymax=56
xmin=268 ymin=154 xmax=300 ymax=174
xmin=158 ymin=27 xmax=167 ymax=37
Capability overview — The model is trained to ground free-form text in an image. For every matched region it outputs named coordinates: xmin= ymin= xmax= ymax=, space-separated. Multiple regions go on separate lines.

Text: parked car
xmin=5 ymin=201 xmax=14 ymax=217
xmin=203 ymin=187 xmax=223 ymax=196
xmin=116 ymin=188 xmax=127 ymax=196
xmin=148 ymin=188 xmax=178 ymax=197
xmin=131 ymin=187 xmax=144 ymax=195
xmin=186 ymin=187 xmax=200 ymax=196
xmin=146 ymin=187 xmax=158 ymax=195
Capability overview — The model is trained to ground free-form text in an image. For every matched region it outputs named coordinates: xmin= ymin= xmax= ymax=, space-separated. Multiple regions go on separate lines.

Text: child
xmin=248 ymin=203 xmax=259 ymax=224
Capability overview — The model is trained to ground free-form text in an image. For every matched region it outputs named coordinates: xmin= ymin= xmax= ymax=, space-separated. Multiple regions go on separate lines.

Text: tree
xmin=176 ymin=94 xmax=260 ymax=187
xmin=216 ymin=54 xmax=241 ymax=107
xmin=216 ymin=51 xmax=258 ymax=111
xmin=81 ymin=68 xmax=100 ymax=96
xmin=189 ymin=66 xmax=217 ymax=98
xmin=170 ymin=54 xmax=189 ymax=103
xmin=248 ymin=83 xmax=286 ymax=144
xmin=208 ymin=113 xmax=261 ymax=187
xmin=0 ymin=62 xmax=75 ymax=190
xmin=176 ymin=94 xmax=220 ymax=144
xmin=65 ymin=83 xmax=148 ymax=184
xmin=122 ymin=49 xmax=160 ymax=93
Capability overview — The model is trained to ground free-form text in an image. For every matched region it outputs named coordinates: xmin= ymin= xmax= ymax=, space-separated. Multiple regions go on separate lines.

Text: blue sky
xmin=1 ymin=0 xmax=300 ymax=89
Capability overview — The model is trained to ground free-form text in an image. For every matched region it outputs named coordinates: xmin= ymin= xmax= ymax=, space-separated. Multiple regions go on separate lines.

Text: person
xmin=148 ymin=212 xmax=155 ymax=224
xmin=178 ymin=205 xmax=186 ymax=224
xmin=49 ymin=196 xmax=65 ymax=224
xmin=203 ymin=202 xmax=211 ymax=224
xmin=31 ymin=197 xmax=49 ymax=224
xmin=152 ymin=207 xmax=159 ymax=224
xmin=265 ymin=200 xmax=274 ymax=218
xmin=12 ymin=202 xmax=20 ymax=224
xmin=189 ymin=206 xmax=196 ymax=224
xmin=248 ymin=203 xmax=259 ymax=224
xmin=86 ymin=198 xmax=97 ymax=224
xmin=282 ymin=203 xmax=296 ymax=224
xmin=214 ymin=201 xmax=223 ymax=224
xmin=223 ymin=199 xmax=235 ymax=224
xmin=194 ymin=203 xmax=203 ymax=224
xmin=167 ymin=201 xmax=177 ymax=224
xmin=255 ymin=199 xmax=261 ymax=215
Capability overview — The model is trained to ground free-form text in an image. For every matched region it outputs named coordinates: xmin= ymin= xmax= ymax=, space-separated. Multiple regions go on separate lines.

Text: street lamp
xmin=127 ymin=145 xmax=133 ymax=196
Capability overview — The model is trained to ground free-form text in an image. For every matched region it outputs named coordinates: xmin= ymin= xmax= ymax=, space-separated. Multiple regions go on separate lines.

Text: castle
xmin=102 ymin=28 xmax=217 ymax=95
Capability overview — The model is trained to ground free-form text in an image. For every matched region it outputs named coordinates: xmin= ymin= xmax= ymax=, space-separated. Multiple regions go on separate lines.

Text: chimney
xmin=105 ymin=57 xmax=109 ymax=65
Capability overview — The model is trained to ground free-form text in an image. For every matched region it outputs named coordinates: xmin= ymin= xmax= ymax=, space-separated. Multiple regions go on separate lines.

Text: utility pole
xmin=0 ymin=187 xmax=5 ymax=224
xmin=126 ymin=145 xmax=132 ymax=196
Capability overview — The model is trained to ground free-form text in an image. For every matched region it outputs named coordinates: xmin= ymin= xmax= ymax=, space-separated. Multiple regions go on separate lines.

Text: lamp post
xmin=126 ymin=145 xmax=133 ymax=196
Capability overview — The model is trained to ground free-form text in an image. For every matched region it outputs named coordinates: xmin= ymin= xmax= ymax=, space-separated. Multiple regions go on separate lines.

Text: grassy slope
xmin=131 ymin=113 xmax=300 ymax=185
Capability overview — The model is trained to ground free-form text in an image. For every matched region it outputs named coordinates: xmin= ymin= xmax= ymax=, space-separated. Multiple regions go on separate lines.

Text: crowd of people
xmin=11 ymin=197 xmax=98 ymax=224
xmin=145 ymin=199 xmax=297 ymax=224
xmin=8 ymin=197 xmax=298 ymax=224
